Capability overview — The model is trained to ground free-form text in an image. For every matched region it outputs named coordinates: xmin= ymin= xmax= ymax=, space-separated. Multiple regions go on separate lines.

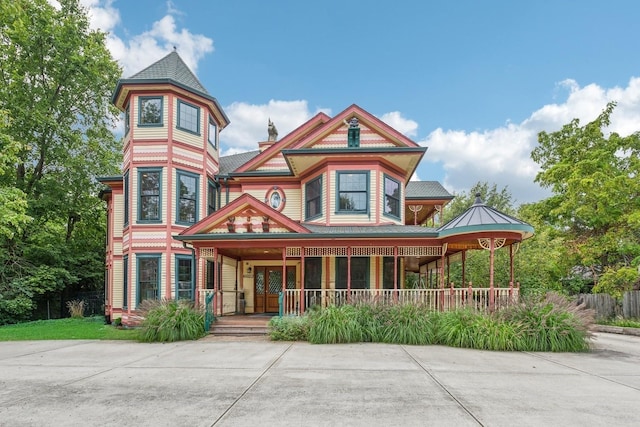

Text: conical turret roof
xmin=128 ymin=50 xmax=209 ymax=95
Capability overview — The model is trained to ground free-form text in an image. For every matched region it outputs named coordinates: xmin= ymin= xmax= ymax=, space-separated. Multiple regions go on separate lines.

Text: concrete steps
xmin=209 ymin=315 xmax=274 ymax=336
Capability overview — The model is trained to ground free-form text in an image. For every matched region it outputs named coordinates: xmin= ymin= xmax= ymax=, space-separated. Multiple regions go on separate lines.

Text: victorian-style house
xmin=99 ymin=51 xmax=533 ymax=324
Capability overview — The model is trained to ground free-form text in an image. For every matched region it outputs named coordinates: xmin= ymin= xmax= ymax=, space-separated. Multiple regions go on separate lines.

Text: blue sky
xmin=77 ymin=0 xmax=640 ymax=204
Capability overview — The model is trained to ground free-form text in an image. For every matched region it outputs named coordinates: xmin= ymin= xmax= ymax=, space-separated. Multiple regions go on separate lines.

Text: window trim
xmin=137 ymin=167 xmax=162 ymax=223
xmin=123 ymin=255 xmax=128 ymax=309
xmin=305 ymin=175 xmax=323 ymax=220
xmin=175 ymin=254 xmax=194 ymax=301
xmin=207 ymin=179 xmax=217 ymax=215
xmin=123 ymin=171 xmax=129 ymax=227
xmin=335 ymin=171 xmax=369 ymax=214
xmin=208 ymin=117 xmax=217 ymax=149
xmin=177 ymin=99 xmax=200 ymax=135
xmin=383 ymin=174 xmax=401 ymax=220
xmin=176 ymin=169 xmax=199 ymax=225
xmin=138 ymin=96 xmax=163 ymax=127
xmin=136 ymin=254 xmax=161 ymax=304
xmin=124 ymin=103 xmax=130 ymax=135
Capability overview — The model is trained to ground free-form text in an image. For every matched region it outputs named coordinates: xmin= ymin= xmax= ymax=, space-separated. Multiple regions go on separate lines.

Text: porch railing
xmin=199 ymin=290 xmax=239 ymax=317
xmin=282 ymin=284 xmax=519 ymax=316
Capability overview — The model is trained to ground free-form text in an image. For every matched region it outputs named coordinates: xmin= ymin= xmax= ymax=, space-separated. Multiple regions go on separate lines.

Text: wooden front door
xmin=254 ymin=266 xmax=295 ymax=313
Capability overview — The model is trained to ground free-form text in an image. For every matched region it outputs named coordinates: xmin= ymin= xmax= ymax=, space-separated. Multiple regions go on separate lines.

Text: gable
xmin=178 ymin=193 xmax=309 ymax=236
xmin=238 ymin=105 xmax=419 ymax=174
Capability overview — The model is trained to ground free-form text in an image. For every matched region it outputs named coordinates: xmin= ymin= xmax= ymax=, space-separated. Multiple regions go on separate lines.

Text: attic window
xmin=346 ymin=117 xmax=360 ymax=148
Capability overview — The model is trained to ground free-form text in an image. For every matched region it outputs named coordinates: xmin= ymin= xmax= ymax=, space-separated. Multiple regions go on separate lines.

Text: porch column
xmin=347 ymin=246 xmax=352 ymax=302
xmin=461 ymin=250 xmax=467 ymax=285
xmin=509 ymin=243 xmax=515 ymax=285
xmin=489 ymin=238 xmax=495 ymax=312
xmin=393 ymin=246 xmax=398 ymax=291
xmin=439 ymin=245 xmax=446 ymax=310
xmin=282 ymin=249 xmax=287 ymax=293
xmin=300 ymin=247 xmax=305 ymax=315
xmin=213 ymin=248 xmax=218 ymax=317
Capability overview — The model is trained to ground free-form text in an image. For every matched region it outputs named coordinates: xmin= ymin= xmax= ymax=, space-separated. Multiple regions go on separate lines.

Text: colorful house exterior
xmin=99 ymin=51 xmax=534 ymax=324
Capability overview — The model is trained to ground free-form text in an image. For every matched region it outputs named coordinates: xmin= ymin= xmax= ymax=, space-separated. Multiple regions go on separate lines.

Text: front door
xmin=255 ymin=266 xmax=295 ymax=313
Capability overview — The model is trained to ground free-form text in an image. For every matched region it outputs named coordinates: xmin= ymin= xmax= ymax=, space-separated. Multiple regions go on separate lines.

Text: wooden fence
xmin=577 ymin=291 xmax=640 ymax=319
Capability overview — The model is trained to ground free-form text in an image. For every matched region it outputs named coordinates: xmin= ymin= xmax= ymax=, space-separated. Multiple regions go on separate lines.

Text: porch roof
xmin=175 ymin=223 xmax=439 ymax=241
xmin=405 ymin=181 xmax=453 ymax=200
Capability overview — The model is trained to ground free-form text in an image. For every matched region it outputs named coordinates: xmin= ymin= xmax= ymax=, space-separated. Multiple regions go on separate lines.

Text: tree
xmin=0 ymin=0 xmax=122 ymax=323
xmin=530 ymin=102 xmax=640 ymax=296
xmin=442 ymin=181 xmax=515 ymax=224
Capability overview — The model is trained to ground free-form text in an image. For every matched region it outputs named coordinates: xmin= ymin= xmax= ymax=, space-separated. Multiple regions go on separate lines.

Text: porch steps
xmin=209 ymin=315 xmax=273 ymax=336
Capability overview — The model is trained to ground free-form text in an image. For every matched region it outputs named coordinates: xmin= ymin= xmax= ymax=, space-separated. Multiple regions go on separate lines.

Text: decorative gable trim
xmin=177 ymin=193 xmax=310 ymax=237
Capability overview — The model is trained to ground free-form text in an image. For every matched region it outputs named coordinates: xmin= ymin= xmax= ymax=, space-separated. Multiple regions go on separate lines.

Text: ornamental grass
xmin=273 ymin=292 xmax=594 ymax=352
xmin=137 ymin=299 xmax=206 ymax=343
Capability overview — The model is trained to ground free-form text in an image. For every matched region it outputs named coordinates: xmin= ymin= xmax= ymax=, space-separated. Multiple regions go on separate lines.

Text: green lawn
xmin=0 ymin=317 xmax=138 ymax=341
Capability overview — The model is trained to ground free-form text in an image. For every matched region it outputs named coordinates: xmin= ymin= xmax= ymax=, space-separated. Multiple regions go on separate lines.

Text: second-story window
xmin=139 ymin=96 xmax=163 ymax=126
xmin=177 ymin=100 xmax=200 ymax=134
xmin=208 ymin=117 xmax=217 ymax=149
xmin=139 ymin=168 xmax=162 ymax=222
xmin=177 ymin=170 xmax=198 ymax=224
xmin=207 ymin=179 xmax=217 ymax=215
xmin=124 ymin=103 xmax=130 ymax=135
xmin=123 ymin=171 xmax=129 ymax=226
xmin=337 ymin=172 xmax=368 ymax=213
xmin=384 ymin=175 xmax=401 ymax=219
xmin=305 ymin=175 xmax=322 ymax=219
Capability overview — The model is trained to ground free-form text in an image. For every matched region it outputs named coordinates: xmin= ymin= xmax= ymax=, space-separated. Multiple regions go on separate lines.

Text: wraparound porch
xmin=200 ymin=284 xmax=520 ymax=318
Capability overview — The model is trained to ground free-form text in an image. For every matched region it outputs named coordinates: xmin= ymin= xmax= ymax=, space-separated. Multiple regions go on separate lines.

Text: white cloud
xmin=78 ymin=0 xmax=213 ymax=77
xmin=220 ymin=100 xmax=331 ymax=155
xmin=379 ymin=111 xmax=418 ymax=137
xmin=79 ymin=0 xmax=120 ymax=33
xmin=420 ymin=77 xmax=640 ymax=204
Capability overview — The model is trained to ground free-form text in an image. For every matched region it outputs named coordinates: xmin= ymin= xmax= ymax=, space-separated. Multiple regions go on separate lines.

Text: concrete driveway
xmin=0 ymin=333 xmax=639 ymax=427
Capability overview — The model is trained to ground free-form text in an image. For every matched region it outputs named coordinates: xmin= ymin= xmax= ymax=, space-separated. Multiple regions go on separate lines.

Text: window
xmin=384 ymin=175 xmax=401 ymax=219
xmin=138 ymin=97 xmax=163 ymax=126
xmin=208 ymin=118 xmax=217 ymax=149
xmin=337 ymin=172 xmax=368 ymax=213
xmin=305 ymin=175 xmax=322 ymax=219
xmin=304 ymin=257 xmax=322 ymax=290
xmin=383 ymin=257 xmax=401 ymax=290
xmin=177 ymin=100 xmax=200 ymax=134
xmin=137 ymin=255 xmax=160 ymax=303
xmin=123 ymin=255 xmax=128 ymax=309
xmin=176 ymin=255 xmax=194 ymax=300
xmin=138 ymin=168 xmax=162 ymax=222
xmin=335 ymin=257 xmax=369 ymax=289
xmin=206 ymin=260 xmax=215 ymax=289
xmin=207 ymin=179 xmax=217 ymax=215
xmin=124 ymin=103 xmax=130 ymax=135
xmin=123 ymin=171 xmax=129 ymax=226
xmin=176 ymin=170 xmax=198 ymax=224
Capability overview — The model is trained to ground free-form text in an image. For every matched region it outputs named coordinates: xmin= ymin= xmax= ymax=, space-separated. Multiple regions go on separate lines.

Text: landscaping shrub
xmin=66 ymin=300 xmax=85 ymax=319
xmin=268 ymin=315 xmax=310 ymax=341
xmin=308 ymin=304 xmax=363 ymax=344
xmin=137 ymin=299 xmax=205 ymax=343
xmin=499 ymin=292 xmax=593 ymax=352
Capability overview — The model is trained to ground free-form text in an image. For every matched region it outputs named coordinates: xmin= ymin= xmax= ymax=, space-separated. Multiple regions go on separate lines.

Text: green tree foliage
xmin=442 ymin=181 xmax=515 ymax=224
xmin=0 ymin=0 xmax=121 ymax=323
xmin=530 ymin=102 xmax=640 ymax=295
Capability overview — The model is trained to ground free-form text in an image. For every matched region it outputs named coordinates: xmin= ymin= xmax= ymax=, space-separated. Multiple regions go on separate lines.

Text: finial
xmin=173 ymin=46 xmax=177 ymax=51
xmin=473 ymin=193 xmax=484 ymax=205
